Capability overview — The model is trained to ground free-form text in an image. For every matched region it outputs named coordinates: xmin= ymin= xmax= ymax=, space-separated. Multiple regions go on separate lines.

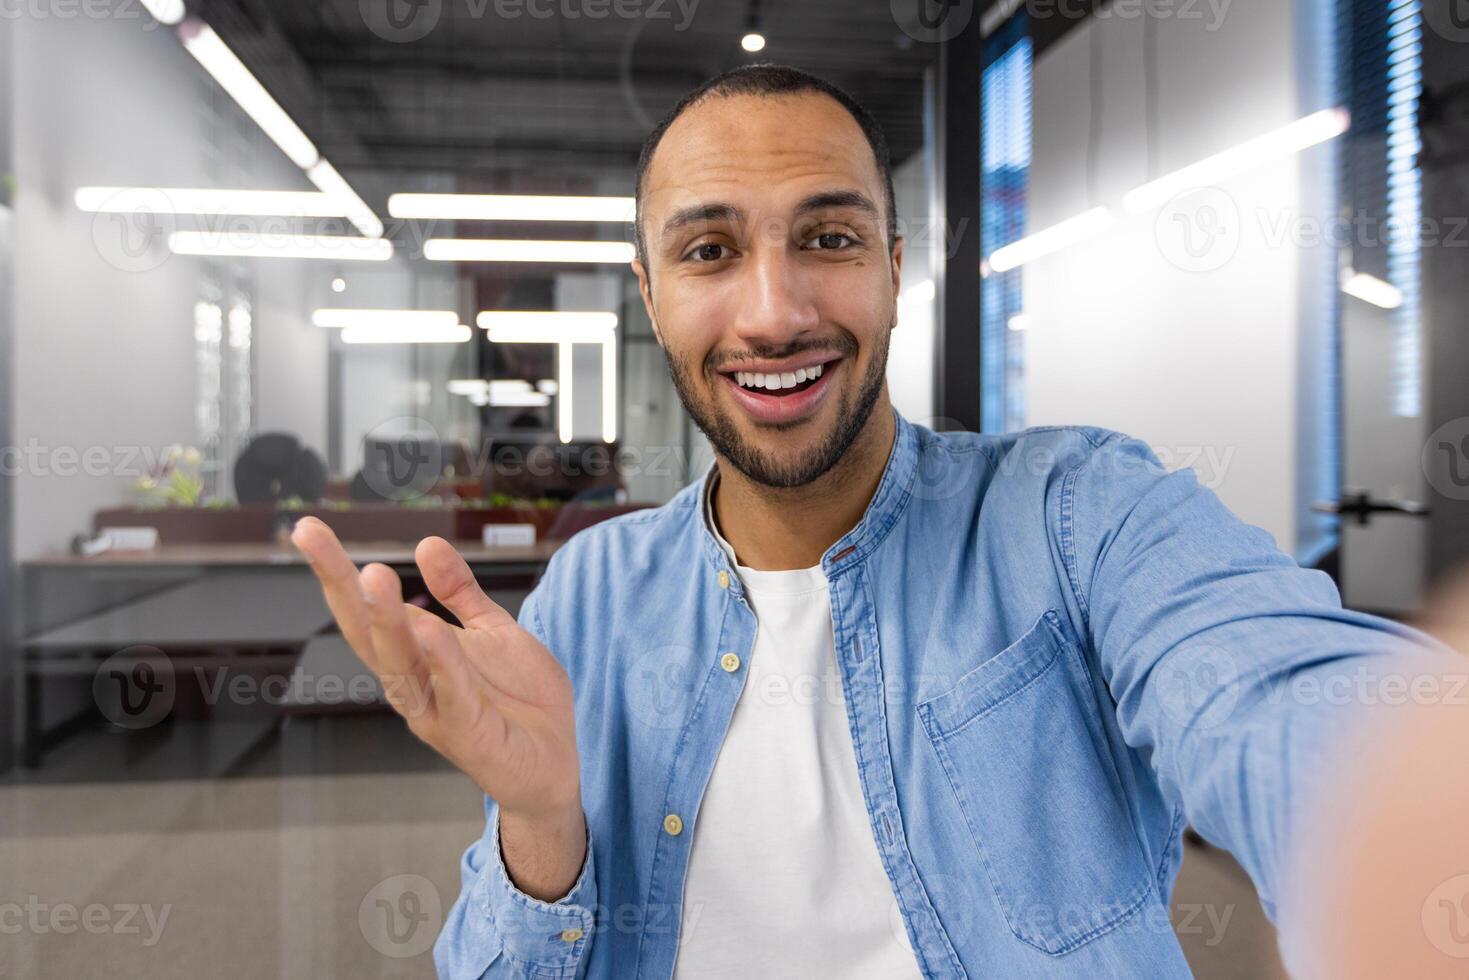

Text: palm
xmin=441 ymin=622 xmax=578 ymax=813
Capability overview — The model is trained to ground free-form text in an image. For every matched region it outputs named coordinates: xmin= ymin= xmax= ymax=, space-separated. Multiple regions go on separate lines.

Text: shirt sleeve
xmin=1064 ymin=432 xmax=1459 ymax=922
xmin=434 ymin=588 xmax=599 ymax=980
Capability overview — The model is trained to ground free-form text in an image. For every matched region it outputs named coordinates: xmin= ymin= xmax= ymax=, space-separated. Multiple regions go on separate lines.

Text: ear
xmin=889 ymin=235 xmax=906 ymax=328
xmin=632 ymin=258 xmax=665 ymax=348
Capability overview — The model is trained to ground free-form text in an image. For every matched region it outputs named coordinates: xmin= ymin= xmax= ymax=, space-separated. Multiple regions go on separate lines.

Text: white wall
xmin=1022 ymin=0 xmax=1336 ymax=558
xmin=9 ymin=11 xmax=337 ymax=558
xmin=890 ymin=147 xmax=937 ymax=424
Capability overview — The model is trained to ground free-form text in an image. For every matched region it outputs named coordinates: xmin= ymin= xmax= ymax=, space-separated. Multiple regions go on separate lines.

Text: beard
xmin=663 ymin=327 xmax=891 ymax=489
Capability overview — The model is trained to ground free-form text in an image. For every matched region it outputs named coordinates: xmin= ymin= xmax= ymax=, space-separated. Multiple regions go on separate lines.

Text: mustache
xmin=704 ymin=335 xmax=859 ymax=375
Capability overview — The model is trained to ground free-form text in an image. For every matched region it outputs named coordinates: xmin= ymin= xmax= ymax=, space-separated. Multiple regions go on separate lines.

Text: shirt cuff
xmin=479 ymin=806 xmax=597 ymax=978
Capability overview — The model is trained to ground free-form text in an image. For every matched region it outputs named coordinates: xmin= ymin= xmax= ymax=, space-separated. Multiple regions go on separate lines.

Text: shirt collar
xmin=696 ymin=408 xmax=919 ymax=593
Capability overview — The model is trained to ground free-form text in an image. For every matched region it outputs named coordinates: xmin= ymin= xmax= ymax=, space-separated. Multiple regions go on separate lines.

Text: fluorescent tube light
xmin=141 ymin=0 xmax=185 ymax=24
xmin=168 ymin=231 xmax=392 ymax=261
xmin=424 ymin=239 xmax=636 ymax=264
xmin=475 ymin=311 xmax=618 ymax=335
xmin=985 ymin=207 xmax=1114 ymax=275
xmin=602 ymin=329 xmax=618 ymax=443
xmin=1124 ymin=108 xmax=1351 ymax=214
xmin=448 ymin=380 xmax=552 ymax=407
xmin=313 ymin=309 xmax=459 ymax=329
xmin=389 ymin=193 xmax=635 ymax=223
xmin=448 ymin=379 xmax=488 ymax=396
xmin=340 ymin=323 xmax=471 ymax=344
xmin=482 ymin=323 xmax=618 ymax=345
xmin=478 ymin=312 xmax=618 ymax=346
xmin=1341 ymin=271 xmax=1404 ymax=310
xmin=74 ymin=187 xmax=346 ymax=217
xmin=490 ymin=391 xmax=552 ymax=408
xmin=178 ymin=21 xmax=320 ymax=170
xmin=559 ymin=343 xmax=575 ymax=444
xmin=306 ymin=160 xmax=384 ymax=239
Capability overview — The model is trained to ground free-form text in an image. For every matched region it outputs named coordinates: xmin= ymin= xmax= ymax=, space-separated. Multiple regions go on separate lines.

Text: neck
xmin=712 ymin=396 xmax=897 ymax=571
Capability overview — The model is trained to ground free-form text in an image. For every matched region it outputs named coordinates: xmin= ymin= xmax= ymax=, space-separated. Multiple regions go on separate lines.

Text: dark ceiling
xmin=199 ymin=0 xmax=936 ymax=195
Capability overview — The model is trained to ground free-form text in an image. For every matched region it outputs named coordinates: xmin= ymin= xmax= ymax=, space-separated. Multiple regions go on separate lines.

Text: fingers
xmin=359 ymin=562 xmax=433 ymax=715
xmin=416 ymin=536 xmax=516 ymax=631
xmin=290 ymin=517 xmax=377 ymax=666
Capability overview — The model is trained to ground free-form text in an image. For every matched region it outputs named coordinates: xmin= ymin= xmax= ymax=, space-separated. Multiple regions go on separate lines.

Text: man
xmin=292 ymin=65 xmax=1466 ymax=978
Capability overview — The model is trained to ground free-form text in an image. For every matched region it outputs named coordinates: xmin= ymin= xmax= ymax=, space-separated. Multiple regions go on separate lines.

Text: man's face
xmin=634 ymin=92 xmax=903 ymax=488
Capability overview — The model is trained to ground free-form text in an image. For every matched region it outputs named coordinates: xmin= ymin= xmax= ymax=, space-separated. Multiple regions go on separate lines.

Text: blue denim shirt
xmin=435 ymin=412 xmax=1445 ymax=979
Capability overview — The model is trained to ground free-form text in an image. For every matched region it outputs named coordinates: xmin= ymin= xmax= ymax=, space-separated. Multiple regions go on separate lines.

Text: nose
xmin=728 ymin=240 xmax=821 ymax=350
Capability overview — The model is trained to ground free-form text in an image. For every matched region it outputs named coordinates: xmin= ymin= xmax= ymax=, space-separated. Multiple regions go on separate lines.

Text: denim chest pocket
xmin=916 ymin=610 xmax=1154 ymax=955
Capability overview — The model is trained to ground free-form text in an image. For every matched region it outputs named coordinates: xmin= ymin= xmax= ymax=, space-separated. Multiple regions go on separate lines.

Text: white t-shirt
xmin=670 ymin=484 xmax=924 ymax=979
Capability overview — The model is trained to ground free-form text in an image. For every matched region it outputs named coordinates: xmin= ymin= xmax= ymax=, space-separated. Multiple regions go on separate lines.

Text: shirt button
xmin=720 ymin=652 xmax=741 ymax=672
xmin=717 ymin=570 xmax=730 ymax=590
xmin=663 ymin=813 xmax=684 ymax=836
xmin=560 ymin=927 xmax=584 ymax=943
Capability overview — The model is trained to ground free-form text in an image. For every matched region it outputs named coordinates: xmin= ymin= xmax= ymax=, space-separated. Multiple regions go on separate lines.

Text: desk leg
xmin=21 ymin=660 xmax=40 ymax=768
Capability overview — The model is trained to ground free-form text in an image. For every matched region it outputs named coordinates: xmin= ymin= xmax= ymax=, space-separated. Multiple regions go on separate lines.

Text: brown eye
xmin=805 ymin=232 xmax=854 ymax=250
xmin=690 ymin=243 xmax=727 ymax=262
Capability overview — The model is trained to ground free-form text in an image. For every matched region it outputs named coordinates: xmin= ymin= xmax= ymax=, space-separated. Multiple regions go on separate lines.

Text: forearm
xmin=1281 ymin=636 xmax=1469 ymax=977
xmin=500 ymin=804 xmax=588 ymax=902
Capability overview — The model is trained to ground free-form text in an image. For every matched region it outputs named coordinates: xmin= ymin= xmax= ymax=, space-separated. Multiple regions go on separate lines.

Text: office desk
xmin=24 ymin=539 xmax=560 ymax=572
xmin=17 ymin=540 xmax=561 ymax=767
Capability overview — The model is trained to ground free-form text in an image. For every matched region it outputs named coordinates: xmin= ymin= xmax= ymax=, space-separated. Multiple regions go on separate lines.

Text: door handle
xmin=1313 ymin=490 xmax=1431 ymax=526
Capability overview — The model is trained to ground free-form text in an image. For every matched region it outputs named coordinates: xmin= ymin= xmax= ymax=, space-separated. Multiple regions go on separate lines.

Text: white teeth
xmin=734 ymin=363 xmax=827 ymax=390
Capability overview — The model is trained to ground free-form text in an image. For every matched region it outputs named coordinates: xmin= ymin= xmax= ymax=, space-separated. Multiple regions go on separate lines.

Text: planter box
xmin=454 ymin=507 xmax=561 ymax=542
xmin=92 ymin=501 xmax=654 ymax=547
xmin=281 ymin=505 xmax=456 ymax=543
xmin=454 ymin=503 xmax=651 ymax=541
xmin=93 ymin=505 xmax=276 ymax=545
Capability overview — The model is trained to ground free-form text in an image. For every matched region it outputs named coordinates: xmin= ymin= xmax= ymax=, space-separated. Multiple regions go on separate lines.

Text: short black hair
xmin=633 ymin=63 xmax=897 ymax=270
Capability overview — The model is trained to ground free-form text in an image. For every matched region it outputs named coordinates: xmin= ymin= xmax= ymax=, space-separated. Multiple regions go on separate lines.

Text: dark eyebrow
xmin=659 ymin=203 xmax=743 ymax=241
xmin=658 ymin=190 xmax=880 ymax=242
xmin=794 ymin=190 xmax=880 ymax=219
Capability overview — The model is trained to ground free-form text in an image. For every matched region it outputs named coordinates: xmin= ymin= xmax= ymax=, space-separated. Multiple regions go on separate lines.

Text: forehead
xmin=642 ymin=91 xmax=883 ymax=220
